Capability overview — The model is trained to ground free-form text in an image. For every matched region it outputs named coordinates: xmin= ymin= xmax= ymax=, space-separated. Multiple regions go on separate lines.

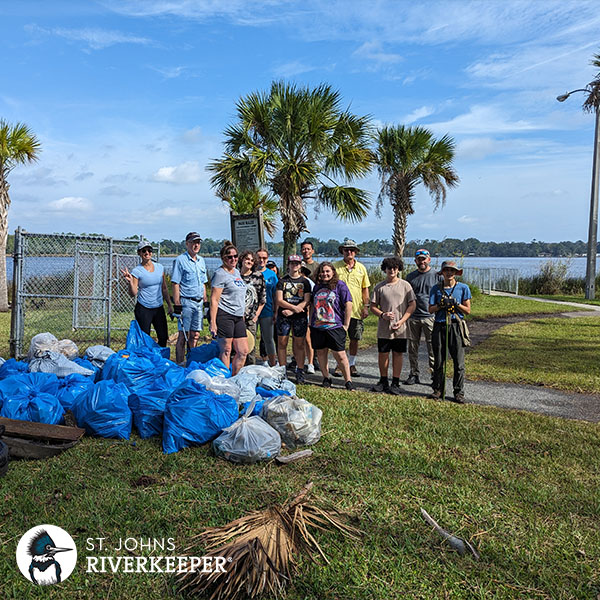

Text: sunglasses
xmin=415 ymin=252 xmax=429 ymax=257
xmin=225 ymin=254 xmax=238 ymax=259
xmin=140 ymin=248 xmax=153 ymax=253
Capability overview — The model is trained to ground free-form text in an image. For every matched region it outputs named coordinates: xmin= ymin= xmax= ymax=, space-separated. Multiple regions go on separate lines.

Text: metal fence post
xmin=9 ymin=227 xmax=24 ymax=358
xmin=106 ymin=238 xmax=113 ymax=348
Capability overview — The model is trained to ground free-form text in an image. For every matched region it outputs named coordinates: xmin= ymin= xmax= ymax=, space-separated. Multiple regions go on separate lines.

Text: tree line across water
xmin=7 ymin=235 xmax=588 ymax=258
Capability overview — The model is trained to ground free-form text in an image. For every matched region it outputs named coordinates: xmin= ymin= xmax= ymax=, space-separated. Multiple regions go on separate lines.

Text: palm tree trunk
xmin=0 ymin=180 xmax=10 ymax=312
xmin=392 ymin=204 xmax=408 ymax=258
xmin=282 ymin=230 xmax=297 ymax=266
xmin=279 ymin=192 xmax=307 ymax=264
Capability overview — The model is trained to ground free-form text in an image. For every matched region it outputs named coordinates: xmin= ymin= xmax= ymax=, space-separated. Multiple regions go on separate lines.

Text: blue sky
xmin=2 ymin=0 xmax=600 ymax=244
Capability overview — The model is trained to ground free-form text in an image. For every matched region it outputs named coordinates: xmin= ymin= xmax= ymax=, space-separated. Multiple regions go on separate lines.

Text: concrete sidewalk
xmin=301 ymin=295 xmax=600 ymax=423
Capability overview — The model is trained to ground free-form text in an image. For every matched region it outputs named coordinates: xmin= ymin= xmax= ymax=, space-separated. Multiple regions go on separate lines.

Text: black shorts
xmin=276 ymin=314 xmax=308 ymax=338
xmin=310 ymin=327 xmax=347 ymax=352
xmin=216 ymin=308 xmax=247 ymax=339
xmin=377 ymin=337 xmax=408 ymax=354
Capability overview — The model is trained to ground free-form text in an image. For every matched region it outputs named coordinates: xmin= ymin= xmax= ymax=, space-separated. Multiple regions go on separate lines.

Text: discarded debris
xmin=178 ymin=482 xmax=361 ymax=599
xmin=420 ymin=508 xmax=480 ymax=559
xmin=275 ymin=449 xmax=314 ymax=464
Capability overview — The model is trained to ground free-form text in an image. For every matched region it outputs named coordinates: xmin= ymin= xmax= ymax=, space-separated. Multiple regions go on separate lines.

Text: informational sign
xmin=230 ymin=210 xmax=264 ymax=251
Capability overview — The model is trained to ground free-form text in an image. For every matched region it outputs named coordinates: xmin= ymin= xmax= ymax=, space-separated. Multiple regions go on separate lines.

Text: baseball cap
xmin=438 ymin=260 xmax=463 ymax=276
xmin=185 ymin=232 xmax=202 ymax=243
xmin=288 ymin=254 xmax=302 ymax=263
xmin=137 ymin=240 xmax=153 ymax=252
xmin=415 ymin=249 xmax=430 ymax=257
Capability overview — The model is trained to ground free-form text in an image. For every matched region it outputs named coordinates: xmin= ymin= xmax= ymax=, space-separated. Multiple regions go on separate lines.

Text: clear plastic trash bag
xmin=263 ymin=395 xmax=322 ymax=449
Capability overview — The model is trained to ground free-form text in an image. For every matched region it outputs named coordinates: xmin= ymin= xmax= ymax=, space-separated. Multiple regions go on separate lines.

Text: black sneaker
xmin=322 ymin=377 xmax=332 ymax=388
xmin=370 ymin=381 xmax=389 ymax=393
xmin=403 ymin=374 xmax=420 ymax=385
xmin=350 ymin=365 xmax=360 ymax=378
xmin=453 ymin=392 xmax=465 ymax=404
xmin=428 ymin=390 xmax=442 ymax=400
xmin=389 ymin=383 xmax=403 ymax=396
xmin=288 ymin=357 xmax=297 ymax=370
xmin=295 ymin=368 xmax=305 ymax=384
xmin=331 ymin=366 xmax=342 ymax=377
xmin=344 ymin=381 xmax=355 ymax=391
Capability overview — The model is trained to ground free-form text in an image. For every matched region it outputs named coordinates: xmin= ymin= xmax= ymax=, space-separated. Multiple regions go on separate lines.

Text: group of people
xmin=121 ymin=233 xmax=472 ymax=402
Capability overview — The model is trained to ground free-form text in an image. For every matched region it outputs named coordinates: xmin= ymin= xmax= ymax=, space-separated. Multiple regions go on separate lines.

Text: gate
xmin=9 ymin=229 xmax=160 ymax=359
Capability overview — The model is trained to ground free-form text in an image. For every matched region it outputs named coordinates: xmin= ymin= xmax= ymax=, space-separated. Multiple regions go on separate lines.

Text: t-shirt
xmin=406 ymin=268 xmax=441 ymax=319
xmin=171 ymin=252 xmax=208 ymax=298
xmin=301 ymin=260 xmax=320 ymax=281
xmin=371 ymin=279 xmax=416 ymax=339
xmin=211 ymin=267 xmax=247 ymax=317
xmin=131 ymin=262 xmax=164 ymax=309
xmin=310 ymin=281 xmax=352 ymax=330
xmin=276 ymin=275 xmax=311 ymax=317
xmin=334 ymin=260 xmax=371 ymax=319
xmin=429 ymin=282 xmax=472 ymax=322
xmin=241 ymin=271 xmax=266 ymax=323
xmin=260 ymin=268 xmax=279 ymax=318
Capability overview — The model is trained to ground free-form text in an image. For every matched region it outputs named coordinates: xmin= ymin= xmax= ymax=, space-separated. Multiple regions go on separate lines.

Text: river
xmin=5 ymin=255 xmax=597 ymax=281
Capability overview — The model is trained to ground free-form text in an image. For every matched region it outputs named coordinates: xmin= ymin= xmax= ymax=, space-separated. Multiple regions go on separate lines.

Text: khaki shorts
xmin=348 ymin=318 xmax=364 ymax=341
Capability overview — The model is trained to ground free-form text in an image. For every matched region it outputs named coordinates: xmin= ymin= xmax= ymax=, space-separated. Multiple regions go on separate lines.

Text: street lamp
xmin=557 ymin=86 xmax=600 ymax=299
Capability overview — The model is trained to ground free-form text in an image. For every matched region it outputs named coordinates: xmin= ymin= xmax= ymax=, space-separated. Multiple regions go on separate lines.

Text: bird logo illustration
xmin=26 ymin=528 xmax=73 ymax=585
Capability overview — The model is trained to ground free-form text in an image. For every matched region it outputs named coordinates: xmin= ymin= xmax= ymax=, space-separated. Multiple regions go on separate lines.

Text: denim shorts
xmin=276 ymin=314 xmax=308 ymax=338
xmin=178 ymin=297 xmax=203 ymax=332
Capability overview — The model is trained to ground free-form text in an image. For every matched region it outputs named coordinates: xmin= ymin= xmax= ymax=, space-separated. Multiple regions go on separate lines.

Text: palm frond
xmin=0 ymin=120 xmax=41 ymax=174
xmin=178 ymin=483 xmax=361 ymax=600
xmin=318 ymin=185 xmax=371 ymax=222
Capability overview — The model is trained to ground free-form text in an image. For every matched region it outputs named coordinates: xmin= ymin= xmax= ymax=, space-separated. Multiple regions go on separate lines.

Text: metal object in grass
xmin=420 ymin=508 xmax=480 ymax=559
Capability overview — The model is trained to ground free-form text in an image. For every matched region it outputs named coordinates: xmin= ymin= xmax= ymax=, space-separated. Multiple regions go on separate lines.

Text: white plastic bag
xmin=29 ymin=351 xmax=94 ymax=378
xmin=28 ymin=333 xmax=59 ymax=359
xmin=213 ymin=400 xmax=281 ymax=463
xmin=264 ymin=396 xmax=322 ymax=448
xmin=84 ymin=345 xmax=115 ymax=369
xmin=58 ymin=339 xmax=79 ymax=360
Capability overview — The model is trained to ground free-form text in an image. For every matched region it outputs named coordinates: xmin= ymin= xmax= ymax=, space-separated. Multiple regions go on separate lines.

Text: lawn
xmin=1 ymin=389 xmax=599 ymax=599
xmin=466 ymin=316 xmax=600 ymax=393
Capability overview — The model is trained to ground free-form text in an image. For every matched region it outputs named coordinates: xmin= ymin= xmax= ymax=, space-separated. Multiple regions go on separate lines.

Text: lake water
xmin=6 ymin=255 xmax=598 ymax=281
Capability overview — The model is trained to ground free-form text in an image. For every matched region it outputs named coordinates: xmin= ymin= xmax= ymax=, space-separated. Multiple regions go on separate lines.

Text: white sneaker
xmin=305 ymin=363 xmax=315 ymax=374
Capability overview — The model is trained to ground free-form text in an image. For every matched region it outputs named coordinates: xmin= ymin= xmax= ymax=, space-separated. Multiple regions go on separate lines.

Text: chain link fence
xmin=10 ymin=229 xmax=160 ymax=359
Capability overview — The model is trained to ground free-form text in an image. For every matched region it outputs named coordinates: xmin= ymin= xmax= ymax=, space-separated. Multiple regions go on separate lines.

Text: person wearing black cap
xmin=121 ymin=239 xmax=173 ymax=347
xmin=171 ymin=232 xmax=208 ymax=364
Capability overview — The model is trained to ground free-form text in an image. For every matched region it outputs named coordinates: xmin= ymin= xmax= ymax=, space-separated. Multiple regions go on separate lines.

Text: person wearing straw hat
xmin=333 ymin=238 xmax=371 ymax=377
xmin=171 ymin=231 xmax=208 ymax=364
xmin=428 ymin=260 xmax=472 ymax=403
xmin=404 ymin=248 xmax=440 ymax=386
xmin=121 ymin=239 xmax=173 ymax=348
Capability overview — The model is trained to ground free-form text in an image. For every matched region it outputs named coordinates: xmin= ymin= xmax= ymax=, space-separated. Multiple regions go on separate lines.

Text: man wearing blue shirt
xmin=428 ymin=260 xmax=472 ymax=403
xmin=172 ymin=232 xmax=208 ymax=364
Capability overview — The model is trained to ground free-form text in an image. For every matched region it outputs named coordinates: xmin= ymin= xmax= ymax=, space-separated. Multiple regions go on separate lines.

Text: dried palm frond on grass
xmin=178 ymin=482 xmax=361 ymax=599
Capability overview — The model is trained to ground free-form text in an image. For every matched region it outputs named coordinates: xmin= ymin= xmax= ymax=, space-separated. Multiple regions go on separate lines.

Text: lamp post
xmin=557 ymin=87 xmax=600 ymax=299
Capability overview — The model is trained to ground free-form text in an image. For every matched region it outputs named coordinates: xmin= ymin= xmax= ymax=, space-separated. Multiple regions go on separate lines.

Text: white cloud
xmin=152 ymin=161 xmax=204 ymax=184
xmin=26 ymin=24 xmax=151 ymax=50
xmin=272 ymin=60 xmax=315 ymax=78
xmin=181 ymin=126 xmax=203 ymax=144
xmin=402 ymin=105 xmax=434 ymax=124
xmin=49 ymin=196 xmax=92 ymax=212
xmin=353 ymin=41 xmax=402 ymax=65
xmin=149 ymin=65 xmax=188 ymax=79
xmin=458 ymin=215 xmax=477 ymax=224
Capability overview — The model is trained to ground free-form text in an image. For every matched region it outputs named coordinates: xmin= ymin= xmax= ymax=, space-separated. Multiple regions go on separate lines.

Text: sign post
xmin=230 ymin=209 xmax=265 ymax=251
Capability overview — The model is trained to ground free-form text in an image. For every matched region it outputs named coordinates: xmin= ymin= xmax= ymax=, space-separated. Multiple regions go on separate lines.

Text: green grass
xmin=533 ymin=294 xmax=600 ymax=306
xmin=466 ymin=316 xmax=600 ymax=393
xmin=1 ymin=389 xmax=599 ymax=599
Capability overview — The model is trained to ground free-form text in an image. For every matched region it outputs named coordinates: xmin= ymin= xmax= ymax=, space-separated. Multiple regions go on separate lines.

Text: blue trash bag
xmin=126 ymin=320 xmax=170 ymax=360
xmin=199 ymin=358 xmax=231 ymax=378
xmin=1 ymin=390 xmax=64 ymax=425
xmin=128 ymin=388 xmax=169 ymax=438
xmin=0 ymin=359 xmax=28 ymax=379
xmin=73 ymin=357 xmax=99 ymax=377
xmin=100 ymin=350 xmax=130 ymax=382
xmin=255 ymin=386 xmax=292 ymax=399
xmin=152 ymin=364 xmax=187 ymax=392
xmin=186 ymin=341 xmax=220 ymax=367
xmin=241 ymin=395 xmax=265 ymax=416
xmin=0 ymin=372 xmax=60 ymax=412
xmin=56 ymin=373 xmax=95 ymax=411
xmin=72 ymin=380 xmax=132 ymax=439
xmin=162 ymin=379 xmax=239 ymax=454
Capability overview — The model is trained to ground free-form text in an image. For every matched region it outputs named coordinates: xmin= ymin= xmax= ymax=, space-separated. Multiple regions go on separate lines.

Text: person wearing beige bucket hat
xmin=333 ymin=238 xmax=371 ymax=378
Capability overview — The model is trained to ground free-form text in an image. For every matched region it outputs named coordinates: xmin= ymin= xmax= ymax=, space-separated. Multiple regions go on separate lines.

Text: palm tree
xmin=0 ymin=120 xmax=41 ymax=311
xmin=208 ymin=81 xmax=373 ymax=260
xmin=220 ymin=185 xmax=279 ymax=238
xmin=375 ymin=125 xmax=459 ymax=257
xmin=582 ymin=52 xmax=600 ymax=114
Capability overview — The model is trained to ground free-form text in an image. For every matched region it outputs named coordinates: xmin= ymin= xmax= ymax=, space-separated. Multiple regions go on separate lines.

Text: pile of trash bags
xmin=0 ymin=322 xmax=322 ymax=460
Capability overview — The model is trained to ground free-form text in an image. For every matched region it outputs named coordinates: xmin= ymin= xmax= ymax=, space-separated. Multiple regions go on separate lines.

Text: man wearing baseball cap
xmin=333 ymin=238 xmax=371 ymax=377
xmin=403 ymin=248 xmax=440 ymax=386
xmin=171 ymin=232 xmax=208 ymax=364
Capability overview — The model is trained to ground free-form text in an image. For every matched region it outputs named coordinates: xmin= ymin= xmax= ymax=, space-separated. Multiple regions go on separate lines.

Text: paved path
xmin=302 ymin=295 xmax=600 ymax=424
